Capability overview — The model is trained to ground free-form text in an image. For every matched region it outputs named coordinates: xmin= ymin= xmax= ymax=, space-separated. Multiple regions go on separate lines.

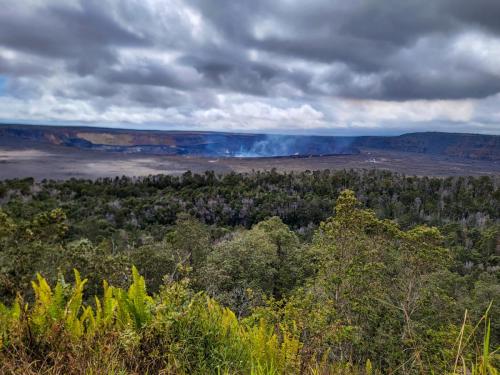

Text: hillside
xmin=1 ymin=124 xmax=499 ymax=161
xmin=357 ymin=132 xmax=500 ymax=161
xmin=0 ymin=171 xmax=498 ymax=374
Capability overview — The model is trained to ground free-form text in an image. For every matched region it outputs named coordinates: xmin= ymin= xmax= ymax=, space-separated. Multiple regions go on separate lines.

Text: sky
xmin=0 ymin=0 xmax=500 ymax=135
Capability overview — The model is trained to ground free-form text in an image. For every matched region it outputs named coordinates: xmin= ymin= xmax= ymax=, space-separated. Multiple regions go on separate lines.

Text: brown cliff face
xmin=0 ymin=125 xmax=498 ymax=160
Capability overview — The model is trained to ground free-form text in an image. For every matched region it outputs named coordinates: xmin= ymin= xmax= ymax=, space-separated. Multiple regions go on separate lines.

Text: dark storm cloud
xmin=0 ymin=55 xmax=52 ymax=77
xmin=103 ymin=63 xmax=198 ymax=90
xmin=185 ymin=0 xmax=443 ymax=70
xmin=2 ymin=0 xmax=500 ymax=100
xmin=185 ymin=0 xmax=500 ymax=100
xmin=0 ymin=0 xmax=147 ymax=75
xmin=445 ymin=0 xmax=500 ymax=34
xmin=378 ymin=71 xmax=500 ymax=101
xmin=188 ymin=0 xmax=500 ymax=59
xmin=180 ymin=54 xmax=293 ymax=96
xmin=0 ymin=0 xmax=500 ymax=133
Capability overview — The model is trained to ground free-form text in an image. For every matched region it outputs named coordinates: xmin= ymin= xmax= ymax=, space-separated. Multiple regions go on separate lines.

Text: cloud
xmin=0 ymin=0 xmax=499 ymax=134
xmin=0 ymin=1 xmax=147 ymax=77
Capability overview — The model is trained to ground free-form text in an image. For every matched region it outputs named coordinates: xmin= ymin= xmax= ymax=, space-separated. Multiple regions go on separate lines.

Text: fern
xmin=31 ymin=272 xmax=61 ymax=335
xmin=126 ymin=265 xmax=154 ymax=329
xmin=64 ymin=269 xmax=87 ymax=338
xmin=91 ymin=280 xmax=117 ymax=335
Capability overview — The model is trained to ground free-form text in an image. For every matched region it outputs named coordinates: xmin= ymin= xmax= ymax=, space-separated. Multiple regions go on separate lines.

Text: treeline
xmin=0 ymin=171 xmax=499 ymax=373
xmin=1 ymin=170 xmax=498 ymax=269
xmin=2 ymin=171 xmax=499 ymax=231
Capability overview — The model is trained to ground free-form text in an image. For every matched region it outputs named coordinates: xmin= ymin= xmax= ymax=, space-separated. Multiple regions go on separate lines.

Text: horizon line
xmin=1 ymin=121 xmax=499 ymax=138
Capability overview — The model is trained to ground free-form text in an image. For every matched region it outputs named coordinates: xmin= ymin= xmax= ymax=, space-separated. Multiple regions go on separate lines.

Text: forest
xmin=0 ymin=169 xmax=498 ymax=374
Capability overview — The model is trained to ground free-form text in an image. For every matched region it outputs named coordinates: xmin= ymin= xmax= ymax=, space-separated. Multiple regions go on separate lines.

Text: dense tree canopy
xmin=0 ymin=170 xmax=498 ymax=373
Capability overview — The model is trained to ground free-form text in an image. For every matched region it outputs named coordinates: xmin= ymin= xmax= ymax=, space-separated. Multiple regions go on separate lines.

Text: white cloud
xmin=450 ymin=31 xmax=500 ymax=76
xmin=1 ymin=0 xmax=500 ymax=135
xmin=329 ymin=98 xmax=475 ymax=123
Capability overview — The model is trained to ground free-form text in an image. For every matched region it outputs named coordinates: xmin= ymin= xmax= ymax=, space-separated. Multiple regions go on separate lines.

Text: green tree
xmin=201 ymin=226 xmax=278 ymax=316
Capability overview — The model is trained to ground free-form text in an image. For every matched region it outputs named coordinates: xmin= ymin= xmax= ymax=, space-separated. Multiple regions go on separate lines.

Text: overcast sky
xmin=1 ymin=0 xmax=500 ymax=135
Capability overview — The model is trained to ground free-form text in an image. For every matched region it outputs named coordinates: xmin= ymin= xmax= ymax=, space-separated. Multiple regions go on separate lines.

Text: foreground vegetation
xmin=0 ymin=170 xmax=498 ymax=373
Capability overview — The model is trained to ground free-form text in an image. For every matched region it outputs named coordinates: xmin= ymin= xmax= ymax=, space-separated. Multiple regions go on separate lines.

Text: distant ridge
xmin=357 ymin=132 xmax=500 ymax=161
xmin=0 ymin=124 xmax=499 ymax=161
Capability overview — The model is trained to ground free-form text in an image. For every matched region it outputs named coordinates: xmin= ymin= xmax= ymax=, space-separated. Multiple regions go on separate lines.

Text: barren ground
xmin=0 ymin=139 xmax=498 ymax=180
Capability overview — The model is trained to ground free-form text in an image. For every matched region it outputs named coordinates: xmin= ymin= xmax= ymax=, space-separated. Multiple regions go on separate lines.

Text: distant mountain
xmin=0 ymin=124 xmax=498 ymax=161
